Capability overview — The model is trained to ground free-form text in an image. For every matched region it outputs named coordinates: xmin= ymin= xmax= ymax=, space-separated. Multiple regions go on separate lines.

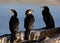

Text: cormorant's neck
xmin=13 ymin=12 xmax=17 ymax=17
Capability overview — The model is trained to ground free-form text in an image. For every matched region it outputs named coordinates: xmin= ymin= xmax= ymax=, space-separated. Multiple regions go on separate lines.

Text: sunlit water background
xmin=0 ymin=4 xmax=60 ymax=35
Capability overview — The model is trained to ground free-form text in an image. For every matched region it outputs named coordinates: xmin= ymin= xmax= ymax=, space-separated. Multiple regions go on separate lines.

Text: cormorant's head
xmin=10 ymin=9 xmax=17 ymax=17
xmin=42 ymin=6 xmax=49 ymax=11
xmin=25 ymin=9 xmax=34 ymax=15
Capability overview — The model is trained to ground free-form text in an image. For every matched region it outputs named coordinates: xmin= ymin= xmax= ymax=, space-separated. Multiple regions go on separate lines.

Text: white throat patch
xmin=28 ymin=11 xmax=33 ymax=14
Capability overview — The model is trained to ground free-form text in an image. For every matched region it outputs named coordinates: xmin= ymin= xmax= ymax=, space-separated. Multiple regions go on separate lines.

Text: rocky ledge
xmin=0 ymin=27 xmax=60 ymax=43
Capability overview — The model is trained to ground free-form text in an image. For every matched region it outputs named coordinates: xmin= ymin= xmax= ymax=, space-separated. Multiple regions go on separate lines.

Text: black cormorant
xmin=9 ymin=9 xmax=19 ymax=43
xmin=42 ymin=6 xmax=55 ymax=29
xmin=24 ymin=9 xmax=35 ymax=40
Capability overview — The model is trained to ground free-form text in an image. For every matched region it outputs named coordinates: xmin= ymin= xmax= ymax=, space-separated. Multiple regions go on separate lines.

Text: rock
xmin=0 ymin=27 xmax=60 ymax=43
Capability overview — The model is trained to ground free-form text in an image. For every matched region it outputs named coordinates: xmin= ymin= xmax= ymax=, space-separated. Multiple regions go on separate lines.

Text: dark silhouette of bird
xmin=24 ymin=9 xmax=35 ymax=40
xmin=42 ymin=6 xmax=55 ymax=29
xmin=9 ymin=9 xmax=19 ymax=43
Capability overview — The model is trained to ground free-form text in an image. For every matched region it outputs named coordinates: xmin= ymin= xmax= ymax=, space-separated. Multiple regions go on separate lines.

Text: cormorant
xmin=24 ymin=9 xmax=35 ymax=40
xmin=9 ymin=9 xmax=19 ymax=43
xmin=42 ymin=6 xmax=55 ymax=29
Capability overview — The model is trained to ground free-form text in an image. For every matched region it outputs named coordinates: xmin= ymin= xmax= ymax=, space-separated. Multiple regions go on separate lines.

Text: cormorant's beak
xmin=31 ymin=10 xmax=34 ymax=12
xmin=41 ymin=6 xmax=44 ymax=8
xmin=41 ymin=7 xmax=44 ymax=10
xmin=9 ymin=10 xmax=12 ymax=13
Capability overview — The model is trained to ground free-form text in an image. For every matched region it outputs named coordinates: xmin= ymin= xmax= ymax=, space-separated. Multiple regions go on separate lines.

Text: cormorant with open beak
xmin=42 ymin=6 xmax=55 ymax=29
xmin=24 ymin=9 xmax=35 ymax=40
xmin=9 ymin=9 xmax=19 ymax=43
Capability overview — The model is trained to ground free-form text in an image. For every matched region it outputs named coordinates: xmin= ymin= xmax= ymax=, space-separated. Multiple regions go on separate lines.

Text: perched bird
xmin=9 ymin=9 xmax=19 ymax=43
xmin=24 ymin=9 xmax=35 ymax=40
xmin=9 ymin=9 xmax=19 ymax=34
xmin=42 ymin=6 xmax=55 ymax=29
